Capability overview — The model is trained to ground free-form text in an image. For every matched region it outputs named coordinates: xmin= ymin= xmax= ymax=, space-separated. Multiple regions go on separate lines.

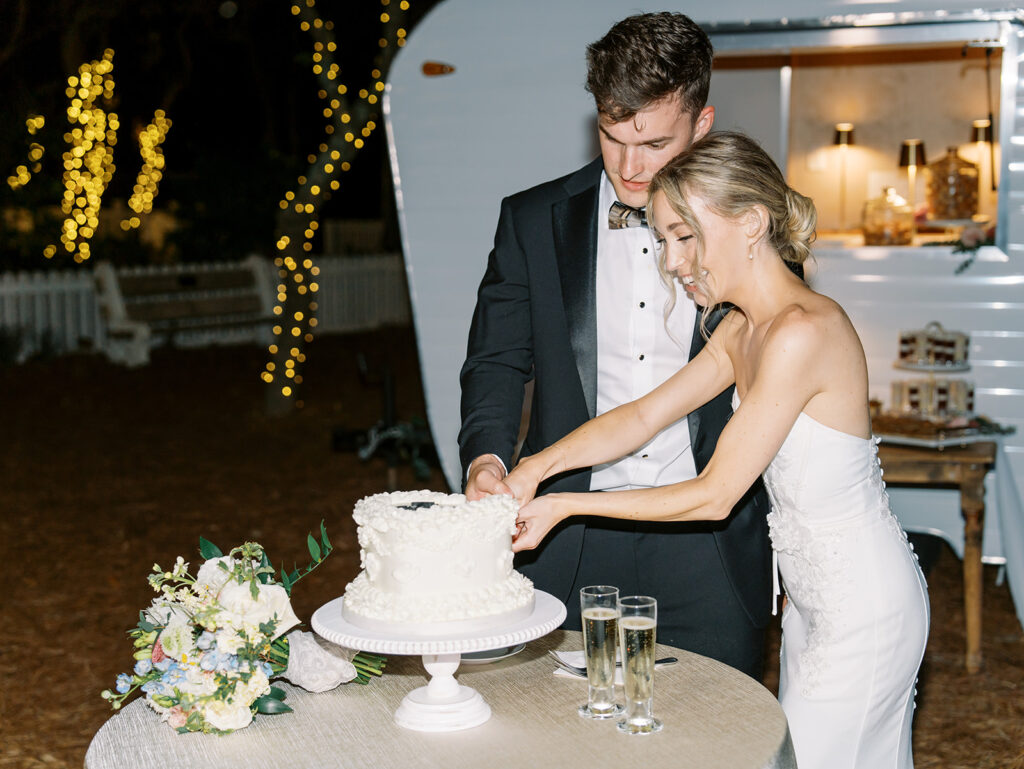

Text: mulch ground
xmin=0 ymin=327 xmax=1021 ymax=768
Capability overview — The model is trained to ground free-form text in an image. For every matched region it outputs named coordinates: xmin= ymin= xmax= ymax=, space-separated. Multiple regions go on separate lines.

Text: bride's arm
xmin=512 ymin=309 xmax=828 ymax=551
xmin=504 ymin=317 xmax=737 ymax=505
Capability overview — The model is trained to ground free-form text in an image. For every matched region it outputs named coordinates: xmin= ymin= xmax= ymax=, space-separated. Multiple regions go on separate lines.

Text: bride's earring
xmin=748 ymin=250 xmax=754 ymax=260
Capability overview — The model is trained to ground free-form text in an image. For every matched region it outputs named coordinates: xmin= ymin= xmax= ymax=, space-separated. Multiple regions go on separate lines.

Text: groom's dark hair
xmin=585 ymin=12 xmax=714 ymax=123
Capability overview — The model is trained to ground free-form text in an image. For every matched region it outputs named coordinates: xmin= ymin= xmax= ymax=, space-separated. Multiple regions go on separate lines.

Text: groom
xmin=459 ymin=12 xmax=772 ymax=677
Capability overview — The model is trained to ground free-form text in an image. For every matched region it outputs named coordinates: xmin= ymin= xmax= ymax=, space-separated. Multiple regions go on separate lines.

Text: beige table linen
xmin=86 ymin=630 xmax=795 ymax=769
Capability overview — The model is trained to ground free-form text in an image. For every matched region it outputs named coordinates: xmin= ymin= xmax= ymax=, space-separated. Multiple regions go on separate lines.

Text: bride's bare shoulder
xmin=765 ymin=306 xmax=821 ymax=352
xmin=780 ymin=293 xmax=854 ymax=332
xmin=765 ymin=297 xmax=852 ymax=355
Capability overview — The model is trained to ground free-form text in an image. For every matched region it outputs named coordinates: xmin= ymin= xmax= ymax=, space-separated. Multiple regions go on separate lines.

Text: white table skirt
xmin=85 ymin=630 xmax=795 ymax=769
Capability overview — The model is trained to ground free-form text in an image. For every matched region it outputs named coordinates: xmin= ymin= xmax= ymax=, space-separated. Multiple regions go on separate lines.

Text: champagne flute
xmin=616 ymin=595 xmax=662 ymax=734
xmin=578 ymin=585 xmax=623 ymax=719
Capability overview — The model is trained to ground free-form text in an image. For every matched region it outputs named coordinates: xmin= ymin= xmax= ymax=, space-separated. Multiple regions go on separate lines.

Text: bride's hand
xmin=512 ymin=494 xmax=567 ymax=552
xmin=505 ymin=458 xmax=542 ymax=507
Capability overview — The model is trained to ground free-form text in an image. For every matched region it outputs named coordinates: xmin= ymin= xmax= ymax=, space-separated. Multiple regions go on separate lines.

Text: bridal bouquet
xmin=102 ymin=526 xmax=385 ymax=734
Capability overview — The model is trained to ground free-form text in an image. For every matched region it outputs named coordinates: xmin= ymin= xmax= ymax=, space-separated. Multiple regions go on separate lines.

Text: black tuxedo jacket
xmin=459 ymin=157 xmax=772 ymax=629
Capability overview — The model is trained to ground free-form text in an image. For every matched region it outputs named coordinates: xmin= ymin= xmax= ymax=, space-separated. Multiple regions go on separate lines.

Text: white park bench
xmin=93 ymin=255 xmax=277 ymax=366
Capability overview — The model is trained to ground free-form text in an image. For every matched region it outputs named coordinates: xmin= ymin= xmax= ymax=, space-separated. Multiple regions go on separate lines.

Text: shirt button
xmin=642 ymin=247 xmax=648 ymax=254
xmin=641 ymin=454 xmax=649 ymax=459
xmin=639 ymin=301 xmax=646 ymax=308
xmin=639 ymin=354 xmax=645 ymax=361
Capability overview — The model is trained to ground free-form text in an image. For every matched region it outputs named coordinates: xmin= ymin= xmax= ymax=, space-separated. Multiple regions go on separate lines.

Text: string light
xmin=6 ymin=116 xmax=46 ymax=190
xmin=50 ymin=49 xmax=118 ymax=263
xmin=8 ymin=51 xmax=170 ymax=264
xmin=122 ymin=110 xmax=171 ymax=230
xmin=267 ymin=0 xmax=408 ymax=401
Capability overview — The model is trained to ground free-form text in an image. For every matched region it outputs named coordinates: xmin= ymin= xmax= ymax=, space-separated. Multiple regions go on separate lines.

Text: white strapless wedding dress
xmin=736 ymin=394 xmax=930 ymax=769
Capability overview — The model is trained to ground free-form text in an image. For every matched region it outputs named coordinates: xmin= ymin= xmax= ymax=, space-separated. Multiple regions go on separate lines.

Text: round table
xmin=85 ymin=630 xmax=796 ymax=769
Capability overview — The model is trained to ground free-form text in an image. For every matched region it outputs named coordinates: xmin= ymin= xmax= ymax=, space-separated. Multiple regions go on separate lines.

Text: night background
xmin=0 ymin=0 xmax=439 ymax=271
xmin=0 ymin=2 xmax=1021 ymax=767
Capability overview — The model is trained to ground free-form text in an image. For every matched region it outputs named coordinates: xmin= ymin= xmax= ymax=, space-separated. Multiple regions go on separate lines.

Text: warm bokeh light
xmin=8 ymin=51 xmax=170 ymax=263
xmin=122 ymin=110 xmax=172 ymax=229
xmin=50 ymin=49 xmax=118 ymax=262
xmin=265 ymin=0 xmax=407 ymax=399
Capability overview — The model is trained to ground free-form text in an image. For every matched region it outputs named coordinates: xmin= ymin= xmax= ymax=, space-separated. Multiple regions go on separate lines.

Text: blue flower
xmin=154 ymin=658 xmax=172 ymax=672
xmin=199 ymin=649 xmax=235 ymax=672
xmin=260 ymin=661 xmax=274 ymax=678
xmin=196 ymin=631 xmax=215 ymax=651
xmin=115 ymin=674 xmax=132 ymax=694
xmin=163 ymin=667 xmax=187 ymax=687
xmin=134 ymin=659 xmax=153 ymax=676
xmin=141 ymin=680 xmax=160 ymax=694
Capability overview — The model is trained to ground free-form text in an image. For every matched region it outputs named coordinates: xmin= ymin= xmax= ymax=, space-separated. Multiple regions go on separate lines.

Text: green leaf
xmin=307 ymin=533 xmax=321 ymax=563
xmin=268 ymin=685 xmax=288 ymax=701
xmin=259 ymin=619 xmax=279 ymax=637
xmin=250 ymin=579 xmax=259 ymax=600
xmin=320 ymin=521 xmax=331 ymax=550
xmin=280 ymin=568 xmax=292 ymax=593
xmin=198 ymin=537 xmax=223 ymax=559
xmin=255 ymin=695 xmax=294 ymax=715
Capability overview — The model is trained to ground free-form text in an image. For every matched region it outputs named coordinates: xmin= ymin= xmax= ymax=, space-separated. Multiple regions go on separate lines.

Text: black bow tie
xmin=608 ymin=201 xmax=648 ymax=229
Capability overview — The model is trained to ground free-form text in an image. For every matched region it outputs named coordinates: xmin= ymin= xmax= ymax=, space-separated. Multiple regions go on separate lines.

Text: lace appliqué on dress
xmin=767 ymin=505 xmax=852 ymax=697
xmin=767 ymin=437 xmax=917 ymax=698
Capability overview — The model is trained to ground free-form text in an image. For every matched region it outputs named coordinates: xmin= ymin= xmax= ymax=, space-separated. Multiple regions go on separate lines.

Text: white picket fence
xmin=0 ymin=254 xmax=411 ymax=362
xmin=0 ymin=270 xmax=105 ymax=359
xmin=314 ymin=254 xmax=411 ymax=333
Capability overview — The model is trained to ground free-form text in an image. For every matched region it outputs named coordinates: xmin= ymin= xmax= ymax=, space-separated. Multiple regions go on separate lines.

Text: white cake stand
xmin=312 ymin=590 xmax=566 ymax=732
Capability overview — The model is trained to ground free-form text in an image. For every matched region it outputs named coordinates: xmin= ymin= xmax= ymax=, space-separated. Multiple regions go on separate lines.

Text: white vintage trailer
xmin=385 ymin=1 xmax=1024 ymax=623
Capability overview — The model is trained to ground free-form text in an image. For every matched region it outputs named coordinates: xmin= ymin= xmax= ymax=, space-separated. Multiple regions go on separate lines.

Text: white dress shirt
xmin=591 ymin=172 xmax=699 ymax=491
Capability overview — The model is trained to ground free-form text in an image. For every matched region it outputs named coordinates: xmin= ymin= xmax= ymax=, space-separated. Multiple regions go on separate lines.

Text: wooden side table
xmin=877 ymin=440 xmax=998 ymax=673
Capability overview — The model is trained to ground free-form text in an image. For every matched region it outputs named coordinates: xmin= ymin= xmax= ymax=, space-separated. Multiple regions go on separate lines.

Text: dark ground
xmin=0 ymin=327 xmax=1021 ymax=768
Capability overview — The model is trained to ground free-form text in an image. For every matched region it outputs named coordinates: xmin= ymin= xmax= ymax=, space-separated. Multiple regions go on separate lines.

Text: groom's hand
xmin=466 ymin=454 xmax=513 ymax=500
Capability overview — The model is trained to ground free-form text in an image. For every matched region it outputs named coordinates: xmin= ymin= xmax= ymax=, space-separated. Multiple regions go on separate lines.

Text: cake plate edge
xmin=311 ymin=590 xmax=566 ymax=654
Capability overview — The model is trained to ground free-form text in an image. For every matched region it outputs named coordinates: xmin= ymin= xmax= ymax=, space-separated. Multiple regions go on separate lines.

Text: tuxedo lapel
xmin=553 ymin=163 xmax=601 ymax=419
xmin=687 ymin=304 xmax=731 ymax=466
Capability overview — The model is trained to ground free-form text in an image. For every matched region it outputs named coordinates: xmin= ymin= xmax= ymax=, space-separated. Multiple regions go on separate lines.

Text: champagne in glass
xmin=583 ymin=607 xmax=618 ymax=692
xmin=578 ymin=585 xmax=623 ymax=718
xmin=617 ymin=595 xmax=662 ymax=734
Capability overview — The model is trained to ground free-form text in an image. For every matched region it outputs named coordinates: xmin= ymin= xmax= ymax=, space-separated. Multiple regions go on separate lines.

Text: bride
xmin=505 ymin=131 xmax=929 ymax=769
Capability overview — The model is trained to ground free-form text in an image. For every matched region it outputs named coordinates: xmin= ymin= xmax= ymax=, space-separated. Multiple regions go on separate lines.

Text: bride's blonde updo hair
xmin=648 ymin=131 xmax=816 ymax=318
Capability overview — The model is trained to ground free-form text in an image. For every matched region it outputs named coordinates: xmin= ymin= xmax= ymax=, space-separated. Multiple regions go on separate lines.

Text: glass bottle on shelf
xmin=862 ymin=187 xmax=913 ymax=245
xmin=926 ymin=146 xmax=978 ymax=221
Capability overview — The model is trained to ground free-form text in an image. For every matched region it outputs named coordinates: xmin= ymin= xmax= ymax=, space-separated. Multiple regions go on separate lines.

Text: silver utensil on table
xmin=547 ymin=650 xmax=678 ymax=677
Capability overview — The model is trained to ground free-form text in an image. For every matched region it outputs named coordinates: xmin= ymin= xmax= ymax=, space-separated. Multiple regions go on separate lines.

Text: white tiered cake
xmin=342 ymin=490 xmax=535 ymax=636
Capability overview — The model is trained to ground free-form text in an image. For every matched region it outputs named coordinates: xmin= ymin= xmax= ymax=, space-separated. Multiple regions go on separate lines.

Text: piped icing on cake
xmin=342 ymin=490 xmax=534 ymax=634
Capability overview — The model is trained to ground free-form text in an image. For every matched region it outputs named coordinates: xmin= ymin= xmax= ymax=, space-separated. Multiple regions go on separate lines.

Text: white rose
xmin=217 ymin=581 xmax=300 ymax=640
xmin=144 ymin=598 xmax=190 ymax=627
xmin=235 ymin=669 xmax=271 ymax=706
xmin=183 ymin=667 xmax=217 ymax=693
xmin=195 ymin=556 xmax=237 ymax=595
xmin=215 ymin=628 xmax=246 ymax=656
xmin=202 ymin=700 xmax=254 ymax=732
